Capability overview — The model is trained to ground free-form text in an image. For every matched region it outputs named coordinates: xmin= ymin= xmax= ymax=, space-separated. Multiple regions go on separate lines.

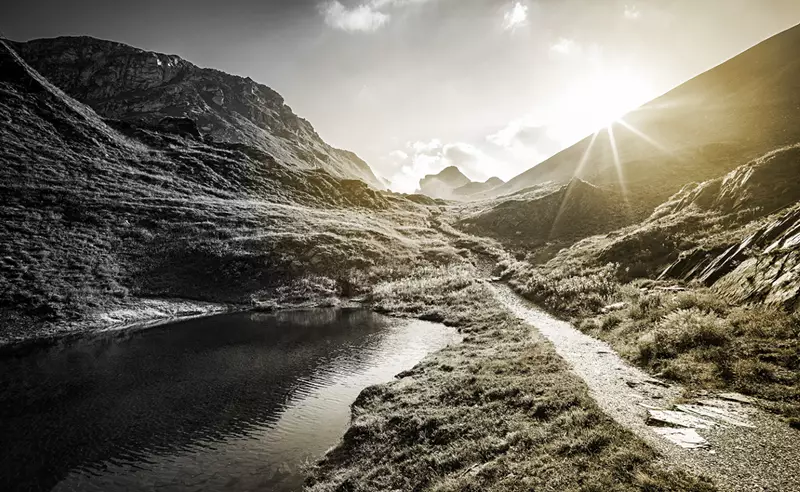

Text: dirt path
xmin=488 ymin=282 xmax=800 ymax=492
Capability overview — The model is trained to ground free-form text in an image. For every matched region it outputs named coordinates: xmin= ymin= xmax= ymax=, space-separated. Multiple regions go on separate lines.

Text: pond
xmin=0 ymin=308 xmax=460 ymax=491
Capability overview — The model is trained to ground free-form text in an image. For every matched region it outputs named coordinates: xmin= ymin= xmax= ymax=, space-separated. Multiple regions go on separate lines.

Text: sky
xmin=5 ymin=0 xmax=800 ymax=192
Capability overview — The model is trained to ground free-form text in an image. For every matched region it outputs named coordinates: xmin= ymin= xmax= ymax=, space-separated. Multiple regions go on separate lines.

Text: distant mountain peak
xmin=418 ymin=166 xmax=472 ymax=199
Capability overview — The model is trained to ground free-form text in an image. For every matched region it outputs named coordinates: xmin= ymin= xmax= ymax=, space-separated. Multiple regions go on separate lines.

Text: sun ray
xmin=616 ymin=118 xmax=671 ymax=155
xmin=548 ymin=130 xmax=600 ymax=240
xmin=607 ymin=125 xmax=629 ymax=204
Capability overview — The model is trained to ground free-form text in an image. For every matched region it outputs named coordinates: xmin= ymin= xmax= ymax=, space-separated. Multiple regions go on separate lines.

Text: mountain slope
xmin=0 ymin=40 xmax=450 ymax=346
xmin=11 ymin=36 xmax=384 ymax=189
xmin=495 ymin=22 xmax=800 ymax=198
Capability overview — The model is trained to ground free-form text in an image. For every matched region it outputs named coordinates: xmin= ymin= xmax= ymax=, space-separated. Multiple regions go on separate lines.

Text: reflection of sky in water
xmin=0 ymin=309 xmax=459 ymax=492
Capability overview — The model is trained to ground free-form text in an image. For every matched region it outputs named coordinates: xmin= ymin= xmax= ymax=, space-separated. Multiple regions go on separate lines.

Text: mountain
xmin=418 ymin=166 xmax=505 ymax=200
xmin=11 ymin=36 xmax=384 ymax=189
xmin=494 ymin=22 xmax=800 ymax=201
xmin=418 ymin=166 xmax=472 ymax=198
xmin=0 ymin=40 xmax=441 ymax=346
xmin=453 ymin=176 xmax=505 ymax=197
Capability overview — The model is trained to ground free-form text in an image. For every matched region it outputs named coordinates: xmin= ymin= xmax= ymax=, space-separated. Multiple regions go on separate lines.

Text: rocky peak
xmin=11 ymin=36 xmax=384 ymax=189
xmin=418 ymin=166 xmax=473 ymax=199
xmin=484 ymin=177 xmax=504 ymax=188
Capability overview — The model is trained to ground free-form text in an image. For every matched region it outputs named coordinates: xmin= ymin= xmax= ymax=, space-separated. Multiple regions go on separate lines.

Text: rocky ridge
xmin=655 ymin=145 xmax=800 ymax=309
xmin=0 ymin=39 xmax=439 ymax=345
xmin=11 ymin=36 xmax=384 ymax=189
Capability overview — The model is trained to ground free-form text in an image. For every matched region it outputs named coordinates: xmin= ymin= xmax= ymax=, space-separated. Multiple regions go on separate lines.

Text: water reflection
xmin=0 ymin=308 xmax=459 ymax=492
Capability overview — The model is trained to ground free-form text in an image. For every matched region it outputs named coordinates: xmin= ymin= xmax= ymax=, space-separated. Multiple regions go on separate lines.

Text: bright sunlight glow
xmin=553 ymin=68 xmax=654 ymax=142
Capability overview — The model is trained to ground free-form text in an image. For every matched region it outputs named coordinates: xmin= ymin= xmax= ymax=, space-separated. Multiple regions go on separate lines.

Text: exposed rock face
xmin=11 ymin=36 xmax=384 ymax=189
xmin=418 ymin=166 xmax=472 ymax=199
xmin=664 ymin=145 xmax=800 ymax=217
xmin=714 ymin=208 xmax=800 ymax=309
xmin=157 ymin=116 xmax=201 ymax=139
xmin=656 ymin=145 xmax=800 ymax=310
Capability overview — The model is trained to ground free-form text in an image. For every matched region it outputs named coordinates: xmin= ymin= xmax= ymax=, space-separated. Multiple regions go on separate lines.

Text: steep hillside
xmin=656 ymin=145 xmax=800 ymax=307
xmin=494 ymin=22 xmax=800 ymax=200
xmin=0 ymin=40 xmax=454 ymax=346
xmin=11 ymin=36 xmax=384 ymax=188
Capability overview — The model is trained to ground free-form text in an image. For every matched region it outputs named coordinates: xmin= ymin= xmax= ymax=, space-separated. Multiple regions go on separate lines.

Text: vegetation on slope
xmin=496 ymin=146 xmax=800 ymax=422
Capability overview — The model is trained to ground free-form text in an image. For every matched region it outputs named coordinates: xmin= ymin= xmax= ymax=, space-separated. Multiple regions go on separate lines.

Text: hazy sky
xmin=6 ymin=1 xmax=800 ymax=191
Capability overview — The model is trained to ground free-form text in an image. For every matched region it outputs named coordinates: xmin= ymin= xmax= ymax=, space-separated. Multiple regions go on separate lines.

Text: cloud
xmin=410 ymin=138 xmax=443 ymax=155
xmin=550 ymin=37 xmax=578 ymax=55
xmin=320 ymin=0 xmax=431 ymax=32
xmin=624 ymin=4 xmax=641 ymax=20
xmin=487 ymin=115 xmax=564 ymax=162
xmin=321 ymin=1 xmax=390 ymax=32
xmin=503 ymin=1 xmax=528 ymax=31
xmin=388 ymin=150 xmax=408 ymax=160
xmin=384 ymin=139 xmax=509 ymax=193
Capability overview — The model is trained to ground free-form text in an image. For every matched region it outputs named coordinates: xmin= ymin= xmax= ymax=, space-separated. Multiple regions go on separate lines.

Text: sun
xmin=586 ymin=74 xmax=650 ymax=129
xmin=555 ymin=68 xmax=654 ymax=141
xmin=582 ymin=71 xmax=652 ymax=129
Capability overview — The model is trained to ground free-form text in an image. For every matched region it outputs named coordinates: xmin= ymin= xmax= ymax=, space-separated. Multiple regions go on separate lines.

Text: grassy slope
xmin=494 ymin=155 xmax=800 ymax=422
xmin=307 ymin=264 xmax=713 ymax=491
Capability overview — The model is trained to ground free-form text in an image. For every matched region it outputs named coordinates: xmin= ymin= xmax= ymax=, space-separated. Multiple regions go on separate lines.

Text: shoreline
xmin=0 ymin=295 xmax=368 ymax=356
xmin=306 ymin=265 xmax=715 ymax=491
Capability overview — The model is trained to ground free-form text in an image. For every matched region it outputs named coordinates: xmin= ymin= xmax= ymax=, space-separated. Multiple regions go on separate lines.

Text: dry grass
xmin=306 ymin=265 xmax=715 ymax=491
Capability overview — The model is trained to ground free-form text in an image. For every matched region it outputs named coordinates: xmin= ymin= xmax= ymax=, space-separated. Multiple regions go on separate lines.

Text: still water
xmin=0 ymin=309 xmax=459 ymax=492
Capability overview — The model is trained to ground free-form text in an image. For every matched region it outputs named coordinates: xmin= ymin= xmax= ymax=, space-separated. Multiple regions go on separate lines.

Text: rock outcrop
xmin=713 ymin=208 xmax=800 ymax=309
xmin=663 ymin=144 xmax=800 ymax=217
xmin=418 ymin=166 xmax=472 ymax=199
xmin=656 ymin=144 xmax=800 ymax=310
xmin=11 ymin=36 xmax=384 ymax=189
